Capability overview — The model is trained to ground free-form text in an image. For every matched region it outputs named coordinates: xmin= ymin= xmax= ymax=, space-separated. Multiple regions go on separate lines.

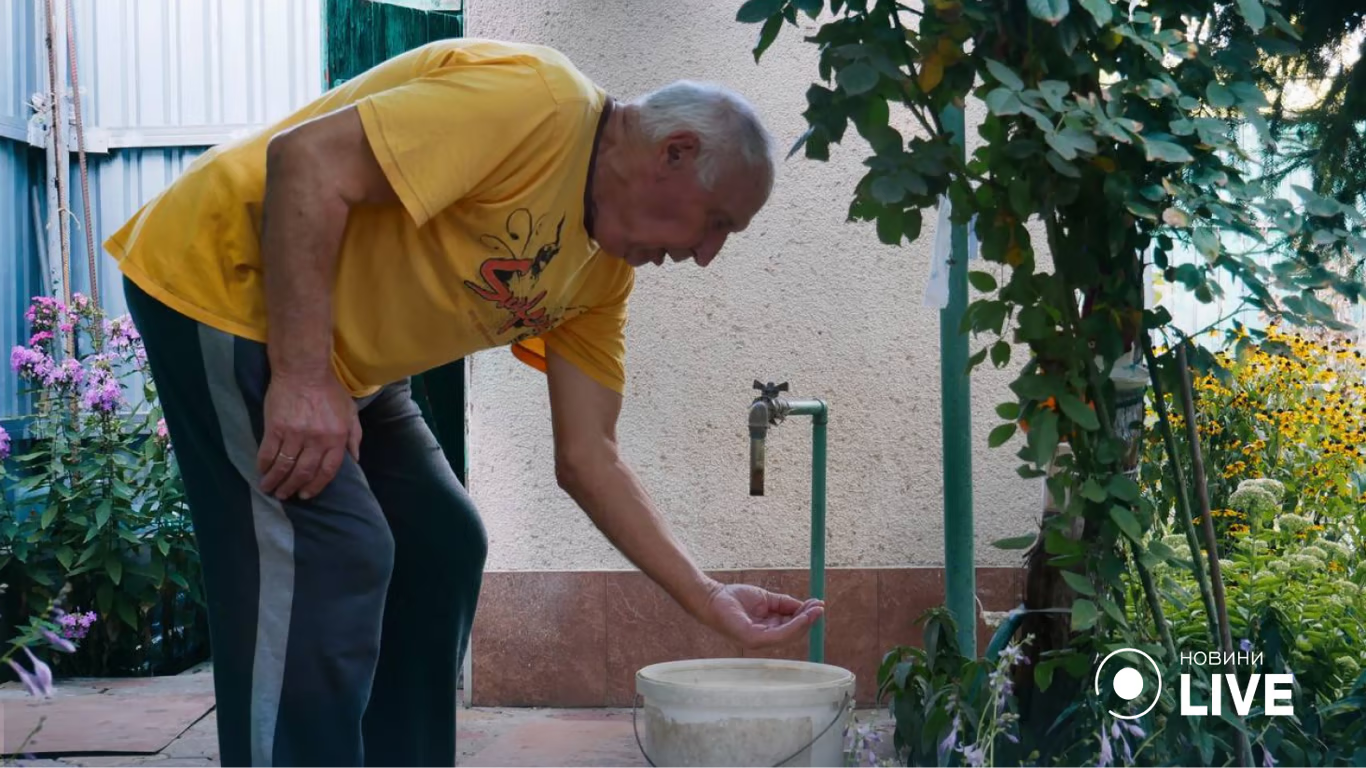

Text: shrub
xmin=3 ymin=294 xmax=206 ymax=677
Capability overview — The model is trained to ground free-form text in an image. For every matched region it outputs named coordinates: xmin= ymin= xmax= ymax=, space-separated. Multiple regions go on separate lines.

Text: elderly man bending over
xmin=105 ymin=38 xmax=823 ymax=768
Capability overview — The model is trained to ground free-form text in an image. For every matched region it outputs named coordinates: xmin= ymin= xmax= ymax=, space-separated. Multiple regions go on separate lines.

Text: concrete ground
xmin=0 ymin=665 xmax=895 ymax=767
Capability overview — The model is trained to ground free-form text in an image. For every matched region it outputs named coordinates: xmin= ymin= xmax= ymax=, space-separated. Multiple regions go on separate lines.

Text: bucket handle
xmin=631 ymin=691 xmax=853 ymax=767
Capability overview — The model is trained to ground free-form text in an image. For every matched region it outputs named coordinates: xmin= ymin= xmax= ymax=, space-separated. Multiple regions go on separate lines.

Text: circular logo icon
xmin=1094 ymin=647 xmax=1162 ymax=720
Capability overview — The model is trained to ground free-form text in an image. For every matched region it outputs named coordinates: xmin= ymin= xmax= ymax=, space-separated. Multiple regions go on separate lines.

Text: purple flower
xmin=104 ymin=316 xmax=141 ymax=349
xmin=80 ymin=366 xmax=122 ymax=413
xmin=40 ymin=628 xmax=76 ymax=653
xmin=0 ymin=425 xmax=9 ymax=462
xmin=56 ymin=611 xmax=97 ymax=640
xmin=1124 ymin=722 xmax=1145 ymax=739
xmin=1240 ymin=638 xmax=1253 ymax=653
xmin=961 ymin=744 xmax=986 ymax=767
xmin=939 ymin=715 xmax=962 ymax=761
xmin=11 ymin=345 xmax=49 ymax=377
xmin=1098 ymin=729 xmax=1113 ymax=768
xmin=9 ymin=646 xmax=54 ymax=697
xmin=48 ymin=358 xmax=85 ymax=390
xmin=27 ymin=331 xmax=53 ymax=348
xmin=1262 ymin=746 xmax=1277 ymax=767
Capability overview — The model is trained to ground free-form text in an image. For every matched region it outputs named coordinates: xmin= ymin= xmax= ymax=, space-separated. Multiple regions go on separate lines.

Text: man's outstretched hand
xmin=700 ymin=583 xmax=825 ymax=650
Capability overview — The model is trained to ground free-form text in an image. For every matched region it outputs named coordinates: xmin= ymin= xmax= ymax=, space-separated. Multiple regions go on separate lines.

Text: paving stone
xmin=463 ymin=719 xmax=646 ymax=767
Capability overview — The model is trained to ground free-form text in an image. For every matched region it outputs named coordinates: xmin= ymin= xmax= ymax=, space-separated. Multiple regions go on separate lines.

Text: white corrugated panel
xmin=0 ymin=0 xmax=39 ymax=138
xmin=72 ymin=0 xmax=323 ymax=141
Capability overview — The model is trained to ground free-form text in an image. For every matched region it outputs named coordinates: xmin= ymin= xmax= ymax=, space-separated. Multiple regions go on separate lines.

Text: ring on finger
xmin=278 ymin=453 xmax=297 ymax=462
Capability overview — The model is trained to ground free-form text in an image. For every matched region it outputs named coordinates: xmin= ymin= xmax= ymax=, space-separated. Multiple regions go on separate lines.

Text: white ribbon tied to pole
xmin=924 ymin=195 xmax=980 ymax=310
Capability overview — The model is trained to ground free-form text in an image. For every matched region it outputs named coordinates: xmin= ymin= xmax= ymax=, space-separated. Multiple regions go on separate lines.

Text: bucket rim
xmin=635 ymin=657 xmax=855 ymax=699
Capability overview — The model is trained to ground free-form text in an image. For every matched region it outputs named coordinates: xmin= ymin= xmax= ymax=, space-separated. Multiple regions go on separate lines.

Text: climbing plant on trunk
xmin=739 ymin=0 xmax=1366 ymax=764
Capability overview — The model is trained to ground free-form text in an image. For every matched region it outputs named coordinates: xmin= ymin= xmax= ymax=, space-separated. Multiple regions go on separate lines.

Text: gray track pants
xmin=124 ymin=276 xmax=487 ymax=767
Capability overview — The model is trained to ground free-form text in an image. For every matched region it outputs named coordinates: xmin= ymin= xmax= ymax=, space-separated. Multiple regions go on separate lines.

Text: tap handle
xmin=753 ymin=380 xmax=789 ymax=401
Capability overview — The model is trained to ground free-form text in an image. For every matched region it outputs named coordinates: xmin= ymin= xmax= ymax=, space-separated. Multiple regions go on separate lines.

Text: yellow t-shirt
xmin=104 ymin=38 xmax=635 ymax=398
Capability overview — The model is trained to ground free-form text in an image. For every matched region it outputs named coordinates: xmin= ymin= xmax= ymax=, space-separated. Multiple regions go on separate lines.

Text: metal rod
xmin=809 ymin=404 xmax=827 ymax=663
xmin=939 ymin=104 xmax=976 ymax=656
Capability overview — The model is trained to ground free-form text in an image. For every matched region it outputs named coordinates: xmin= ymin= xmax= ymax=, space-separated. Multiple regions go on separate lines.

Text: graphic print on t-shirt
xmin=463 ymin=208 xmax=586 ymax=345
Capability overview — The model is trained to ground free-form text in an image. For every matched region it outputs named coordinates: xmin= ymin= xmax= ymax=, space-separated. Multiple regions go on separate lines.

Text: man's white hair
xmin=629 ymin=80 xmax=775 ymax=194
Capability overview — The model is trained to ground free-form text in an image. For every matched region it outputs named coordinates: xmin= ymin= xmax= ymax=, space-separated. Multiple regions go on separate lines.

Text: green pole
xmin=940 ymin=104 xmax=976 ymax=656
xmin=810 ymin=408 xmax=827 ymax=663
xmin=786 ymin=399 xmax=828 ymax=663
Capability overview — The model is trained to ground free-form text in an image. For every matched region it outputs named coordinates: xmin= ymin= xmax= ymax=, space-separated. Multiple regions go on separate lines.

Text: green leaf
xmin=156 ymin=538 xmax=171 ymax=557
xmin=1035 ymin=659 xmax=1057 ymax=691
xmin=1099 ymin=596 xmax=1128 ymax=625
xmin=985 ymin=88 xmax=1023 ymax=116
xmin=1078 ymin=0 xmax=1112 ymax=25
xmin=1057 ymin=392 xmax=1099 ymax=431
xmin=1109 ymin=506 xmax=1143 ymax=541
xmin=106 ymin=556 xmax=123 ymax=586
xmin=95 ymin=498 xmax=113 ymax=530
xmin=737 ymin=0 xmax=783 ymax=23
xmin=871 ymin=176 xmax=904 ymax=204
xmin=40 ymin=505 xmax=58 ymax=529
xmin=1237 ymin=0 xmax=1266 ymax=33
xmin=1038 ymin=80 xmax=1070 ymax=112
xmin=990 ymin=340 xmax=1011 ymax=368
xmin=1071 ymin=599 xmax=1098 ymax=631
xmin=1193 ymin=227 xmax=1220 ymax=261
xmin=753 ymin=13 xmax=784 ymax=62
xmin=969 ymin=271 xmax=998 ymax=292
xmin=996 ymin=402 xmax=1020 ymax=420
xmin=1026 ymin=0 xmax=1070 ymax=24
xmin=1108 ymin=476 xmax=1140 ymax=501
xmin=1207 ymin=83 xmax=1235 ymax=108
xmin=837 ymin=62 xmax=878 ymax=96
xmin=1230 ymin=81 xmax=1269 ymax=108
xmin=55 ymin=545 xmax=74 ymax=570
xmin=1061 ymin=569 xmax=1096 ymax=596
xmin=1030 ymin=410 xmax=1060 ymax=467
xmin=1081 ymin=478 xmax=1106 ymax=502
xmin=989 ymin=422 xmax=1018 ymax=448
xmin=876 ymin=206 xmax=903 ymax=245
xmin=116 ymin=598 xmax=138 ymax=630
xmin=1144 ymin=139 xmax=1194 ymax=163
xmin=1046 ymin=151 xmax=1081 ymax=178
xmin=993 ymin=534 xmax=1037 ymax=550
xmin=984 ymin=59 xmax=1025 ymax=91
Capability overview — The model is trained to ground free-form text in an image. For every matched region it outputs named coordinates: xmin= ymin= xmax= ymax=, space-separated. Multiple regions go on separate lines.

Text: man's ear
xmin=661 ymin=131 xmax=700 ymax=170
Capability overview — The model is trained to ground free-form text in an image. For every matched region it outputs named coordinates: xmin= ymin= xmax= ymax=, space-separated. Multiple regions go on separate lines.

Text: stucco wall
xmin=465 ymin=0 xmax=1040 ymax=572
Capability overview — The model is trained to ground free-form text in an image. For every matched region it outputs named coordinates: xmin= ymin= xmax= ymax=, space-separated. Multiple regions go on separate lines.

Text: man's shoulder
xmin=410 ymin=38 xmax=604 ymax=107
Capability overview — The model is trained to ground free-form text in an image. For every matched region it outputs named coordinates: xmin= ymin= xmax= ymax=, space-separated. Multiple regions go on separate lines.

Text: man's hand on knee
xmin=257 ymin=371 xmax=362 ymax=500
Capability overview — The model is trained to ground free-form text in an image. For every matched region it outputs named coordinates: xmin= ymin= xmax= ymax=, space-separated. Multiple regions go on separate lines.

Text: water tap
xmin=749 ymin=380 xmax=789 ymax=496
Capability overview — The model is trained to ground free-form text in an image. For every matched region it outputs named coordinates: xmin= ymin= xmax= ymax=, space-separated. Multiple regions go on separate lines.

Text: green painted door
xmin=323 ymin=0 xmax=467 ymax=486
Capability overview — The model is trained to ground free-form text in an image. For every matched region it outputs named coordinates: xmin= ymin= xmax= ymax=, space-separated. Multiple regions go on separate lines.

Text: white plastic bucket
xmin=633 ymin=658 xmax=856 ymax=767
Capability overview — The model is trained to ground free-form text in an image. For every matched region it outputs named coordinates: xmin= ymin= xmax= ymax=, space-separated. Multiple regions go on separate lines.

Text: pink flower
xmin=28 ymin=331 xmax=53 ymax=347
xmin=0 ymin=425 xmax=9 ymax=461
xmin=155 ymin=418 xmax=169 ymax=442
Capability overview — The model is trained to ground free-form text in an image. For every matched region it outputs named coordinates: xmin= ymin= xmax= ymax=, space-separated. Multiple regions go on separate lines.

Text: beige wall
xmin=465 ymin=0 xmax=1039 ymax=572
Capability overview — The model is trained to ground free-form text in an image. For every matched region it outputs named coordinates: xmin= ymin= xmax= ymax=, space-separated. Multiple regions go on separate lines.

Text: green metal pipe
xmin=785 ymin=398 xmax=828 ymax=663
xmin=939 ymin=103 xmax=976 ymax=656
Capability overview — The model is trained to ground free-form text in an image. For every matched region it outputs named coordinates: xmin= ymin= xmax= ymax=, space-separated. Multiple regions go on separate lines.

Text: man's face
xmin=598 ymin=131 xmax=769 ymax=268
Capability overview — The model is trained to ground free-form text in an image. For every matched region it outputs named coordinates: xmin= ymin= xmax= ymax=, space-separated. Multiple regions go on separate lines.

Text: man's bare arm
xmin=545 ymin=350 xmax=822 ymax=647
xmin=256 ymin=106 xmax=398 ymax=500
xmin=545 ymin=351 xmax=721 ymax=618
